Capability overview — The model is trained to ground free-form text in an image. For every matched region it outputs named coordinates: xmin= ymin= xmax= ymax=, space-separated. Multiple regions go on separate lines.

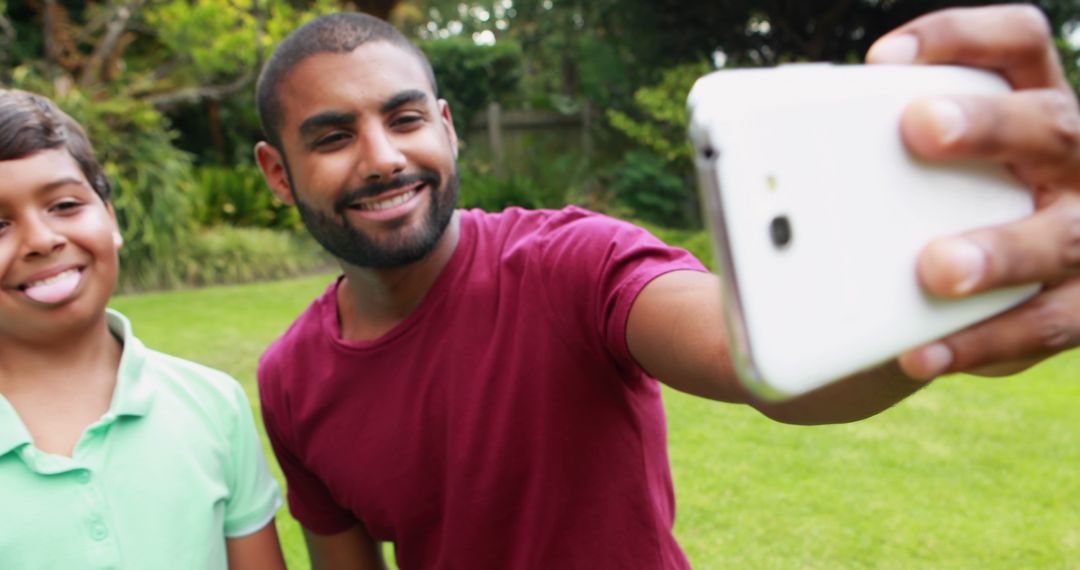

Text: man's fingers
xmin=918 ymin=198 xmax=1080 ymax=297
xmin=898 ymin=279 xmax=1080 ymax=380
xmin=900 ymin=90 xmax=1080 ymax=179
xmin=867 ymin=5 xmax=1067 ymax=91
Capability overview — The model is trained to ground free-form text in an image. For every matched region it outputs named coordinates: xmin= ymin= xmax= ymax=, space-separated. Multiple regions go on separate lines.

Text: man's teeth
xmin=359 ymin=190 xmax=417 ymax=211
xmin=24 ymin=268 xmax=80 ymax=289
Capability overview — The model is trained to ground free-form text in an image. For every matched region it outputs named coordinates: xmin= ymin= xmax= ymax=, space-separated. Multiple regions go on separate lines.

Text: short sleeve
xmin=258 ymin=360 xmax=358 ymax=535
xmin=222 ymin=381 xmax=282 ymax=538
xmin=535 ymin=208 xmax=707 ymax=375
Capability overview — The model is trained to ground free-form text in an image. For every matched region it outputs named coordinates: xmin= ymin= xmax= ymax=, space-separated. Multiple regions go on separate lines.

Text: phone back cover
xmin=688 ymin=65 xmax=1037 ymax=399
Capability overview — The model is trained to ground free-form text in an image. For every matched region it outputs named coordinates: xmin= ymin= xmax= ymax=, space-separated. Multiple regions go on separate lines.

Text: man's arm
xmin=226 ymin=521 xmax=287 ymax=570
xmin=630 ymin=5 xmax=1080 ymax=424
xmin=626 ymin=270 xmax=926 ymax=424
xmin=304 ymin=524 xmax=388 ymax=570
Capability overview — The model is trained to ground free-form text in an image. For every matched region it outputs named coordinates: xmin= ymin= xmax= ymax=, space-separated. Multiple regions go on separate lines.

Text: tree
xmin=0 ymin=0 xmax=347 ymax=288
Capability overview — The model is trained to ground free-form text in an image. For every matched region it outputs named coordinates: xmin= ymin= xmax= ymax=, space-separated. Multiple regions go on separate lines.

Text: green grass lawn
xmin=111 ymin=274 xmax=1080 ymax=569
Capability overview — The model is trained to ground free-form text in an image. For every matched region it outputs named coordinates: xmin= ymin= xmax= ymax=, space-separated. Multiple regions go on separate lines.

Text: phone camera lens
xmin=770 ymin=215 xmax=792 ymax=248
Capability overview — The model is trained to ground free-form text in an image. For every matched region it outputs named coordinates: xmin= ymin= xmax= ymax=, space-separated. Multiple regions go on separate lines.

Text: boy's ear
xmin=105 ymin=203 xmax=123 ymax=250
xmin=254 ymin=141 xmax=295 ymax=205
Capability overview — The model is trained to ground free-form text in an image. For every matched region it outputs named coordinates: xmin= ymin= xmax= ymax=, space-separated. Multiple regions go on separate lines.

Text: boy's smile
xmin=15 ymin=266 xmax=84 ymax=304
xmin=0 ymin=148 xmax=120 ymax=343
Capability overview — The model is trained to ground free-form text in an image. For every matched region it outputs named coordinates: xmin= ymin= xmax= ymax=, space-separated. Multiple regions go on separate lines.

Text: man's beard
xmin=290 ymin=167 xmax=459 ymax=269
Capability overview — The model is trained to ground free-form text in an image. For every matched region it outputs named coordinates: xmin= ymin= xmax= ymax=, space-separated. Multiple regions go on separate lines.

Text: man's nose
xmin=359 ymin=128 xmax=407 ymax=182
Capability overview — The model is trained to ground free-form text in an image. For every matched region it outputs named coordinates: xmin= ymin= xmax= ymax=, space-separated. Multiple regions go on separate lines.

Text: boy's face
xmin=255 ymin=41 xmax=461 ymax=268
xmin=0 ymin=148 xmax=121 ymax=343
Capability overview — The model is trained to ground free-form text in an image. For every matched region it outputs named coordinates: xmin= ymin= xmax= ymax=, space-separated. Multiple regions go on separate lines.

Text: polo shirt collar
xmin=0 ymin=310 xmax=154 ymax=459
xmin=106 ymin=309 xmax=154 ymax=418
xmin=0 ymin=395 xmax=31 ymax=459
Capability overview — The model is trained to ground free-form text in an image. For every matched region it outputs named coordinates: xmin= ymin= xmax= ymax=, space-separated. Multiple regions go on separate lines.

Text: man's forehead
xmin=276 ymin=42 xmax=434 ymax=126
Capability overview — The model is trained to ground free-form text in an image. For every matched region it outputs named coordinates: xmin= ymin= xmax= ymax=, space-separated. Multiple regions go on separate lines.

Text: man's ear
xmin=254 ymin=141 xmax=296 ymax=205
xmin=438 ymin=99 xmax=459 ymax=159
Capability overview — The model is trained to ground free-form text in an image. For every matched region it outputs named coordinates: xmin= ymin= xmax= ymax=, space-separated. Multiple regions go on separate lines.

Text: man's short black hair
xmin=256 ymin=12 xmax=438 ymax=151
xmin=0 ymin=89 xmax=111 ymax=202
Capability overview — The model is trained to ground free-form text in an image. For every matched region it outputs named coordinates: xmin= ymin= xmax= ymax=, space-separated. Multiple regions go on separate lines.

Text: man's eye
xmin=391 ymin=115 xmax=423 ymax=128
xmin=315 ymin=132 xmax=350 ymax=147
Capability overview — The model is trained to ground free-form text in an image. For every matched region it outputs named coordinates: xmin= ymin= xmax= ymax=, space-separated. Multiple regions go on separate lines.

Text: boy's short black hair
xmin=0 ymin=89 xmax=111 ymax=202
xmin=255 ymin=12 xmax=438 ymax=151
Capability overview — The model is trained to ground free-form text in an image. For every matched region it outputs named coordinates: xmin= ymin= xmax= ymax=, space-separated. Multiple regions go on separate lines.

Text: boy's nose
xmin=20 ymin=216 xmax=66 ymax=258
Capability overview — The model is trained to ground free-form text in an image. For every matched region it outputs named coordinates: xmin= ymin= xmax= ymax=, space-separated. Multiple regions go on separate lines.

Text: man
xmin=254 ymin=6 xmax=1080 ymax=568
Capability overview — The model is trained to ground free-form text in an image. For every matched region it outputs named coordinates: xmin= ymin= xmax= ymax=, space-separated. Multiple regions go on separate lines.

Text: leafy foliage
xmin=182 ymin=226 xmax=331 ymax=288
xmin=192 ymin=163 xmax=302 ymax=231
xmin=457 ymin=156 xmax=570 ymax=212
xmin=604 ymin=150 xmax=694 ymax=228
xmin=604 ymin=61 xmax=712 ymax=228
xmin=419 ymin=37 xmax=523 ymax=134
xmin=607 ymin=61 xmax=712 ymax=172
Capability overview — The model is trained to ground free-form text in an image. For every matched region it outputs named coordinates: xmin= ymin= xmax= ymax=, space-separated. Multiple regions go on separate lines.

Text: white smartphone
xmin=687 ymin=64 xmax=1038 ymax=400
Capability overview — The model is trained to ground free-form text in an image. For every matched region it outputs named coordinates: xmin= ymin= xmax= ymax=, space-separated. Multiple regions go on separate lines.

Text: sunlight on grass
xmin=112 ymin=275 xmax=1080 ymax=569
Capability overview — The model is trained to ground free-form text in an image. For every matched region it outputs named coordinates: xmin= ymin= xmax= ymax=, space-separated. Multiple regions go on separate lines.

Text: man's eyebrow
xmin=298 ymin=111 xmax=356 ymax=138
xmin=381 ymin=89 xmax=428 ymax=114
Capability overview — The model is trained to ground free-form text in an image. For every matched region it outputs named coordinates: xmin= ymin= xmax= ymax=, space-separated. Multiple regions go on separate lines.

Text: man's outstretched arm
xmin=626 ymin=270 xmax=926 ymax=425
xmin=629 ymin=4 xmax=1080 ymax=425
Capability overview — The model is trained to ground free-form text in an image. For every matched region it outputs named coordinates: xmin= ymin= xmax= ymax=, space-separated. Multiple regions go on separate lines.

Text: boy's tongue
xmin=24 ymin=270 xmax=81 ymax=303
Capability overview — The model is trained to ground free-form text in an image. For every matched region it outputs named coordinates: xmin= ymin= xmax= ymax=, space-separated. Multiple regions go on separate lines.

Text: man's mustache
xmin=333 ymin=171 xmax=441 ymax=214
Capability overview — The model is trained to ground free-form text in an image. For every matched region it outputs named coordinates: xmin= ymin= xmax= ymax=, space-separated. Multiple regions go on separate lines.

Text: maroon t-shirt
xmin=259 ymin=207 xmax=707 ymax=569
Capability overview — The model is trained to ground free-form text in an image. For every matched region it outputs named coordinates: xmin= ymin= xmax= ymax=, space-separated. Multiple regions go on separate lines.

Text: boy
xmin=0 ymin=89 xmax=285 ymax=569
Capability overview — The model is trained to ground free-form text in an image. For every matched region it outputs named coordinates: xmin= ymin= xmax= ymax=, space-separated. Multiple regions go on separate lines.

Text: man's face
xmin=256 ymin=41 xmax=460 ymax=269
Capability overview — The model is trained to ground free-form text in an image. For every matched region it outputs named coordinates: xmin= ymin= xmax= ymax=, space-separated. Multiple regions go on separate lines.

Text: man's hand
xmin=867 ymin=4 xmax=1080 ymax=381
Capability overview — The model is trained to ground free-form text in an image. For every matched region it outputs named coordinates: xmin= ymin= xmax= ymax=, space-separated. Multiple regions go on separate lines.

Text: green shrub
xmin=419 ymin=37 xmax=523 ymax=135
xmin=458 ymin=158 xmax=571 ymax=212
xmin=606 ymin=149 xmax=695 ymax=228
xmin=606 ymin=61 xmax=713 ymax=228
xmin=181 ymin=226 xmax=332 ymax=288
xmin=192 ymin=163 xmax=302 ymax=231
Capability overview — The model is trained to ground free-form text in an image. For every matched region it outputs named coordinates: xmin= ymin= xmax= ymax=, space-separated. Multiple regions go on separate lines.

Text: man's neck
xmin=336 ymin=211 xmax=462 ymax=342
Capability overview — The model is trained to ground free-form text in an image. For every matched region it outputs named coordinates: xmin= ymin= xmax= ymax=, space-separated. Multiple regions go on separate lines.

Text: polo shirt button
xmin=77 ymin=471 xmax=91 ymax=484
xmin=91 ymin=523 xmax=108 ymax=541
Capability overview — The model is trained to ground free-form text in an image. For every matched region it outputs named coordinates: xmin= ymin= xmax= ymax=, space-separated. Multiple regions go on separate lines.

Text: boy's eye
xmin=51 ymin=200 xmax=83 ymax=213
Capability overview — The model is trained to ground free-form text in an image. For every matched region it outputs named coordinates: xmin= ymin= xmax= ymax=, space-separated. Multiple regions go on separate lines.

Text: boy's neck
xmin=0 ymin=311 xmax=122 ymax=394
xmin=0 ymin=312 xmax=122 ymax=457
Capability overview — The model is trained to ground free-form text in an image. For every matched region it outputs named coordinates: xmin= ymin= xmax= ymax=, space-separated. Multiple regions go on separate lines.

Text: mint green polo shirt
xmin=0 ymin=310 xmax=281 ymax=569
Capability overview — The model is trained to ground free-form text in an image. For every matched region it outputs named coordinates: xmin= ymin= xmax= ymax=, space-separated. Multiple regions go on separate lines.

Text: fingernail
xmin=936 ymin=239 xmax=986 ymax=295
xmin=867 ymin=34 xmax=919 ymax=64
xmin=919 ymin=343 xmax=954 ymax=380
xmin=926 ymin=98 xmax=967 ymax=145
